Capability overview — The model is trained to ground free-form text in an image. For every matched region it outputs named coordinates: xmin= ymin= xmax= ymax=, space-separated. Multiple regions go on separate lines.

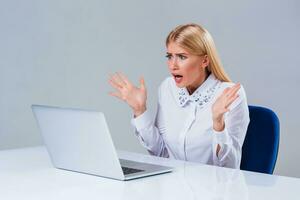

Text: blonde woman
xmin=108 ymin=23 xmax=250 ymax=168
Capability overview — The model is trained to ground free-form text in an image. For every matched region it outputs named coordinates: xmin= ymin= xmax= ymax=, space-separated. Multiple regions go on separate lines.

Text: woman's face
xmin=166 ymin=42 xmax=209 ymax=94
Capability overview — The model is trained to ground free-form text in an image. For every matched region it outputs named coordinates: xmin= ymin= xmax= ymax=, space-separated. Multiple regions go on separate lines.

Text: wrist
xmin=213 ymin=116 xmax=225 ymax=132
xmin=133 ymin=106 xmax=146 ymax=118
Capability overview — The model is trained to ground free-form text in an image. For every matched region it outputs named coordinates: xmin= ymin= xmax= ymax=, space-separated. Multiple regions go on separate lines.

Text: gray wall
xmin=1 ymin=0 xmax=299 ymax=177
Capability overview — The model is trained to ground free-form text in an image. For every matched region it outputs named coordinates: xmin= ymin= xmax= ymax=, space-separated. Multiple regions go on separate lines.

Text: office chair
xmin=240 ymin=105 xmax=280 ymax=174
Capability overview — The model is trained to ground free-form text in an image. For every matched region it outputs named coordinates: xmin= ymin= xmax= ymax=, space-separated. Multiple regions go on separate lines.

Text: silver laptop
xmin=31 ymin=104 xmax=172 ymax=181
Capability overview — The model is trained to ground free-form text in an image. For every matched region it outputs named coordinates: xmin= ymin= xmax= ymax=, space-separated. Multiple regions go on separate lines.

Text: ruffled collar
xmin=175 ymin=73 xmax=221 ymax=108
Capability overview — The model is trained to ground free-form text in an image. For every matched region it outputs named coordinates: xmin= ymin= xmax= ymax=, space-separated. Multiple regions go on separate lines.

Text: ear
xmin=201 ymin=55 xmax=209 ymax=68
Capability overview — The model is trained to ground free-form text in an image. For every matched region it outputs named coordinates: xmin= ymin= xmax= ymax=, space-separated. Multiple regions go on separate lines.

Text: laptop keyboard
xmin=121 ymin=166 xmax=144 ymax=175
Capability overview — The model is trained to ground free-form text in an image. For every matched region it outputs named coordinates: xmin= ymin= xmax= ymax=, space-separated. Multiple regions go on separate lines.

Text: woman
xmin=108 ymin=23 xmax=250 ymax=168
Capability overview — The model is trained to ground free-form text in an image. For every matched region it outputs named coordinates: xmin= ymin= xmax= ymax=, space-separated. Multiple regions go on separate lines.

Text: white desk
xmin=0 ymin=146 xmax=299 ymax=200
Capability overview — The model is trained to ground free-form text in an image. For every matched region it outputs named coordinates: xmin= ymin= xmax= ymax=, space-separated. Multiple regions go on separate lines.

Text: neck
xmin=187 ymin=72 xmax=210 ymax=95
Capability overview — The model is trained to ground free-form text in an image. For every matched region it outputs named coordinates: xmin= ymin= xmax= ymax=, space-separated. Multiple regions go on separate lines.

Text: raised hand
xmin=108 ymin=72 xmax=147 ymax=117
xmin=212 ymin=83 xmax=241 ymax=131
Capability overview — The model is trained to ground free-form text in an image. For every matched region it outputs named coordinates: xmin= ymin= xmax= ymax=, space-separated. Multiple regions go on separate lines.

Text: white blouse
xmin=131 ymin=73 xmax=250 ymax=168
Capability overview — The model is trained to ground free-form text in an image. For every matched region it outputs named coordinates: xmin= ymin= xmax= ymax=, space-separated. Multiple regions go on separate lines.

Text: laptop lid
xmin=32 ymin=104 xmax=125 ymax=180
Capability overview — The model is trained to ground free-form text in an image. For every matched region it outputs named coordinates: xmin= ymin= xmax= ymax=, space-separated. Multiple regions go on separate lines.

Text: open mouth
xmin=173 ymin=74 xmax=183 ymax=84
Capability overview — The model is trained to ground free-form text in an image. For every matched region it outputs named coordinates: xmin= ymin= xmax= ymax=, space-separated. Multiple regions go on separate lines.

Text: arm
xmin=131 ymin=86 xmax=169 ymax=157
xmin=108 ymin=72 xmax=168 ymax=157
xmin=211 ymin=84 xmax=250 ymax=168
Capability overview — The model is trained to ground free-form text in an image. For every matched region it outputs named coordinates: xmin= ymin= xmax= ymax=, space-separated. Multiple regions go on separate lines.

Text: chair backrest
xmin=240 ymin=105 xmax=280 ymax=174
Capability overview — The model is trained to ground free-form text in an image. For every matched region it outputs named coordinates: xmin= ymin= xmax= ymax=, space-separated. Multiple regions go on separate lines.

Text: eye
xmin=178 ymin=54 xmax=187 ymax=60
xmin=165 ymin=54 xmax=172 ymax=60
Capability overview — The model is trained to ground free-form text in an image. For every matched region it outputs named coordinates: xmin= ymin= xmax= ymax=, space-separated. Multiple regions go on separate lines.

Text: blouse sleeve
xmin=211 ymin=85 xmax=250 ymax=168
xmin=130 ymin=85 xmax=169 ymax=157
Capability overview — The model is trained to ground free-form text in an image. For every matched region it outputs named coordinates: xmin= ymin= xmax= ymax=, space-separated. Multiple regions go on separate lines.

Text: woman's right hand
xmin=108 ymin=72 xmax=147 ymax=117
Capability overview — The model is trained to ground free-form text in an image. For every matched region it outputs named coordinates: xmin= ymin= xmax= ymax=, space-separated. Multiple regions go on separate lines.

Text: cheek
xmin=182 ymin=63 xmax=199 ymax=78
xmin=167 ymin=61 xmax=172 ymax=70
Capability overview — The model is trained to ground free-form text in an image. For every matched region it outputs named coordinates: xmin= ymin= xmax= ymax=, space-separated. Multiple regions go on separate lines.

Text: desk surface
xmin=0 ymin=146 xmax=299 ymax=200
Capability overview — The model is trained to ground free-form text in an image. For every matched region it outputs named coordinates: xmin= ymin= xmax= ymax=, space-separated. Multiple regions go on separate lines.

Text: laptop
xmin=31 ymin=104 xmax=172 ymax=181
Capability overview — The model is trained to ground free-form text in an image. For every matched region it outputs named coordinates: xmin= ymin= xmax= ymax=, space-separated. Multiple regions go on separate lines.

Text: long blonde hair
xmin=166 ymin=23 xmax=231 ymax=82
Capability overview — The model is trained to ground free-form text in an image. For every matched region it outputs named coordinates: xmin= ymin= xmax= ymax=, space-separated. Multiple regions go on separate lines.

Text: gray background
xmin=1 ymin=0 xmax=299 ymax=178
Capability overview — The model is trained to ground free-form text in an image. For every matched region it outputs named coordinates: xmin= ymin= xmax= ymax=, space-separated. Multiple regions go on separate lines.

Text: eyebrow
xmin=166 ymin=52 xmax=189 ymax=56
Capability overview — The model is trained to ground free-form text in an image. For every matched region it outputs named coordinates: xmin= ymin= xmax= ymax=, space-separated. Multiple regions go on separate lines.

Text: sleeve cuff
xmin=130 ymin=109 xmax=153 ymax=131
xmin=213 ymin=128 xmax=232 ymax=145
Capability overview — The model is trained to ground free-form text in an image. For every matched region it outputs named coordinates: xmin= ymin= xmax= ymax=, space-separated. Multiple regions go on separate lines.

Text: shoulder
xmin=158 ymin=76 xmax=174 ymax=94
xmin=157 ymin=76 xmax=176 ymax=102
xmin=159 ymin=76 xmax=173 ymax=89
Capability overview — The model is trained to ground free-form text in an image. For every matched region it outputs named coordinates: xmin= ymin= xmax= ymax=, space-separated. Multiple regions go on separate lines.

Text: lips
xmin=172 ymin=74 xmax=183 ymax=84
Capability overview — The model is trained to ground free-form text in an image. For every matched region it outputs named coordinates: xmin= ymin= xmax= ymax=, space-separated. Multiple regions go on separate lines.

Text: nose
xmin=168 ymin=57 xmax=179 ymax=70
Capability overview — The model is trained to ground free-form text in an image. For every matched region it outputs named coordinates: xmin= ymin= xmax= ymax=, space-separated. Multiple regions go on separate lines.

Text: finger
xmin=218 ymin=107 xmax=230 ymax=115
xmin=223 ymin=87 xmax=231 ymax=94
xmin=220 ymin=87 xmax=231 ymax=98
xmin=226 ymin=83 xmax=241 ymax=99
xmin=108 ymin=78 xmax=123 ymax=91
xmin=223 ymin=107 xmax=230 ymax=113
xmin=115 ymin=72 xmax=127 ymax=86
xmin=108 ymin=91 xmax=125 ymax=101
xmin=139 ymin=76 xmax=146 ymax=90
xmin=109 ymin=73 xmax=124 ymax=88
xmin=225 ymin=94 xmax=239 ymax=108
xmin=231 ymin=83 xmax=241 ymax=93
xmin=118 ymin=72 xmax=132 ymax=86
xmin=112 ymin=72 xmax=126 ymax=87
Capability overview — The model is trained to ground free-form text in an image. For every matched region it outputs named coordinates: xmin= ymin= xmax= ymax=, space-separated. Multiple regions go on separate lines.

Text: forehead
xmin=167 ymin=42 xmax=189 ymax=54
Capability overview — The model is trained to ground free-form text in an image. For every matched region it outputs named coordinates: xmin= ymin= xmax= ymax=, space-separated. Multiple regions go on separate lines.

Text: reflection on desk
xmin=121 ymin=163 xmax=248 ymax=200
xmin=0 ymin=146 xmax=299 ymax=200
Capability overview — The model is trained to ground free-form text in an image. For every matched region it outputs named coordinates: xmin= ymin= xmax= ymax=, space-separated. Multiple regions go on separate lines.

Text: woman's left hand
xmin=212 ymin=83 xmax=241 ymax=131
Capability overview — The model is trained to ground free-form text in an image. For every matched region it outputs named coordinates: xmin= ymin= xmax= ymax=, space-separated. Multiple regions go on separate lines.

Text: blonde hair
xmin=166 ymin=23 xmax=231 ymax=82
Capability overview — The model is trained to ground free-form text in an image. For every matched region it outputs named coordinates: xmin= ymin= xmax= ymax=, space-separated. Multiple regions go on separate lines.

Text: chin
xmin=175 ymin=82 xmax=186 ymax=88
